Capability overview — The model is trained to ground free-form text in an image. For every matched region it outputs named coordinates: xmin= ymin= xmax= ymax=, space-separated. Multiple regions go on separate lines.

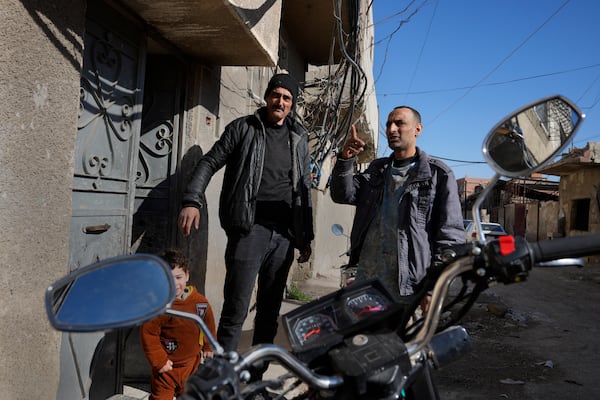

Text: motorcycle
xmin=46 ymin=95 xmax=600 ymax=399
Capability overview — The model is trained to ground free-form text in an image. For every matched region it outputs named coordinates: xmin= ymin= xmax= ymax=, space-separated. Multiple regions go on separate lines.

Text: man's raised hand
xmin=341 ymin=124 xmax=365 ymax=159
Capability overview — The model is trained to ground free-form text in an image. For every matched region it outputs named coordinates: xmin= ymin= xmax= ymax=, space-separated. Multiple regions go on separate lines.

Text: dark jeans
xmin=217 ymin=224 xmax=295 ymax=353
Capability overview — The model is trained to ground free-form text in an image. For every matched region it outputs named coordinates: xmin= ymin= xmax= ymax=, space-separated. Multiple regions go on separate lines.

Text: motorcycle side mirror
xmin=472 ymin=95 xmax=585 ymax=243
xmin=45 ymin=254 xmax=176 ymax=332
xmin=331 ymin=223 xmax=348 ymax=237
xmin=483 ymin=95 xmax=584 ymax=177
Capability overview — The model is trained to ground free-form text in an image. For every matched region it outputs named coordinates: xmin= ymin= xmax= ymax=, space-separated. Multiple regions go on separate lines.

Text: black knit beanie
xmin=264 ymin=73 xmax=299 ymax=106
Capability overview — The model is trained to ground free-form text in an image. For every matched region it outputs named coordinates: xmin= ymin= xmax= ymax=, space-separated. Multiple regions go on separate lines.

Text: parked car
xmin=464 ymin=221 xmax=508 ymax=241
xmin=463 ymin=219 xmax=473 ymax=229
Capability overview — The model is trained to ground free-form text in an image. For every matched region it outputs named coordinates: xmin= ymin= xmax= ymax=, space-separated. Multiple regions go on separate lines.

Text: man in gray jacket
xmin=330 ymin=106 xmax=464 ymax=313
xmin=178 ymin=73 xmax=314 ymax=362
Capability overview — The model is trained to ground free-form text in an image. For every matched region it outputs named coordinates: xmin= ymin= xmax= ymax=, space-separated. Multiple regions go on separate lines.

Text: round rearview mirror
xmin=331 ymin=223 xmax=345 ymax=237
xmin=46 ymin=254 xmax=176 ymax=332
xmin=483 ymin=95 xmax=585 ymax=177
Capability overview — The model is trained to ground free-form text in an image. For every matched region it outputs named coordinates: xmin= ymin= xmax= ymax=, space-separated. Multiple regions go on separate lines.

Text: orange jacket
xmin=140 ymin=286 xmax=216 ymax=372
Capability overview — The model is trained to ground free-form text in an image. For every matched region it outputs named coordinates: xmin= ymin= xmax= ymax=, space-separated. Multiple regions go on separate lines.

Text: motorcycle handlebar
xmin=528 ymin=232 xmax=600 ymax=263
xmin=237 ymin=344 xmax=344 ymax=389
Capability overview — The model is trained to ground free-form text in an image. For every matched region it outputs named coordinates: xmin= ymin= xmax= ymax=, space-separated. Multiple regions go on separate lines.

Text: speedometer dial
xmin=293 ymin=313 xmax=337 ymax=346
xmin=345 ymin=291 xmax=390 ymax=321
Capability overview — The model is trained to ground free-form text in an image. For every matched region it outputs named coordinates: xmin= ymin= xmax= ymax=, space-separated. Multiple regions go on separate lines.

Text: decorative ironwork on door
xmin=69 ymin=18 xmax=144 ymax=271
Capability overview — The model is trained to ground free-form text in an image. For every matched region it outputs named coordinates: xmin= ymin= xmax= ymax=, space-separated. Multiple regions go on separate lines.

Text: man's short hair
xmin=392 ymin=105 xmax=422 ymax=123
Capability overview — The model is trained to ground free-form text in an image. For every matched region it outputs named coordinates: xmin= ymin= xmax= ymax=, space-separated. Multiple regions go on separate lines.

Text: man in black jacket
xmin=178 ymin=73 xmax=314 ymax=363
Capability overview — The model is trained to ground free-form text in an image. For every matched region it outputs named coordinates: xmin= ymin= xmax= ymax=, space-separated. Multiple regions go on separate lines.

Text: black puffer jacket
xmin=182 ymin=108 xmax=314 ymax=249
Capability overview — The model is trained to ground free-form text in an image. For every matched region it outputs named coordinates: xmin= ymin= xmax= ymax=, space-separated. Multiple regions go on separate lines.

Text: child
xmin=140 ymin=248 xmax=217 ymax=400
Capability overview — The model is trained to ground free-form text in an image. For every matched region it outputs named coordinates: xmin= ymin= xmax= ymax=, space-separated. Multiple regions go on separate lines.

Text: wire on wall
xmin=296 ymin=0 xmax=369 ymax=187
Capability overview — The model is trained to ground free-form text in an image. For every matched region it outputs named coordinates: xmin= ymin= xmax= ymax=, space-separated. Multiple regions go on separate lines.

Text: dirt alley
xmin=433 ymin=263 xmax=600 ymax=400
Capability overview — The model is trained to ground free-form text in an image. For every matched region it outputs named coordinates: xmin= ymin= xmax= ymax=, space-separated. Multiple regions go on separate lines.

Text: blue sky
xmin=372 ymin=0 xmax=600 ymax=178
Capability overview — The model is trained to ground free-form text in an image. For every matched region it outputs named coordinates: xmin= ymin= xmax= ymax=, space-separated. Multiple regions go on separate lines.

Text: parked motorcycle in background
xmin=46 ymin=95 xmax=600 ymax=399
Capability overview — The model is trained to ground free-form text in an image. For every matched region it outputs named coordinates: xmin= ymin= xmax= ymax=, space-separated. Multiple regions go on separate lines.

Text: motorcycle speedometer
xmin=282 ymin=279 xmax=398 ymax=363
xmin=293 ymin=312 xmax=337 ymax=346
xmin=345 ymin=290 xmax=391 ymax=322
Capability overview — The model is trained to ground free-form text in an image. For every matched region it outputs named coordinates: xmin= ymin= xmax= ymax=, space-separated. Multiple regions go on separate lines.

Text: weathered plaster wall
xmin=526 ymin=201 xmax=560 ymax=242
xmin=560 ymin=169 xmax=600 ymax=232
xmin=559 ymin=168 xmax=600 ymax=263
xmin=0 ymin=0 xmax=86 ymax=398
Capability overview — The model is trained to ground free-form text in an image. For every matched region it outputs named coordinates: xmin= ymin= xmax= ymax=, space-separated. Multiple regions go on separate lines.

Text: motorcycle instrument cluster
xmin=283 ymin=279 xmax=398 ymax=362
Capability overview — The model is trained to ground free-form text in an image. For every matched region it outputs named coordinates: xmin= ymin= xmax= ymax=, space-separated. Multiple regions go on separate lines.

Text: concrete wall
xmin=229 ymin=0 xmax=282 ymax=64
xmin=525 ymin=201 xmax=560 ymax=242
xmin=0 ymin=1 xmax=86 ymax=398
xmin=307 ymin=188 xmax=355 ymax=284
xmin=559 ymin=168 xmax=600 ymax=263
xmin=560 ymin=168 xmax=600 ymax=233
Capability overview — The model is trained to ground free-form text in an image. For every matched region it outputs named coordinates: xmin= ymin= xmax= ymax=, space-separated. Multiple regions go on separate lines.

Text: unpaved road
xmin=434 ymin=264 xmax=600 ymax=400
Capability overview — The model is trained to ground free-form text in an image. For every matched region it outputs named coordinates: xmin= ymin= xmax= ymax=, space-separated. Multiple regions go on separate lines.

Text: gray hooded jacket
xmin=330 ymin=148 xmax=464 ymax=294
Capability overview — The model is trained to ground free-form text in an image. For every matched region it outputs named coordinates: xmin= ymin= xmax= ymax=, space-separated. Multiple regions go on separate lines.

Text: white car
xmin=465 ymin=221 xmax=507 ymax=241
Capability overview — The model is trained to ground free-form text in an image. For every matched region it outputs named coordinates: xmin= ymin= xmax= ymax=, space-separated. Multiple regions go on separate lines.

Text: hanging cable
xmin=299 ymin=0 xmax=370 ymax=187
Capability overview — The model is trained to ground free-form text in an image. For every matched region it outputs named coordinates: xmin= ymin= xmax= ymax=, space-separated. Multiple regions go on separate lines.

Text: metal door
xmin=69 ymin=8 xmax=145 ymax=269
xmin=62 ymin=2 xmax=146 ymax=398
xmin=131 ymin=55 xmax=183 ymax=255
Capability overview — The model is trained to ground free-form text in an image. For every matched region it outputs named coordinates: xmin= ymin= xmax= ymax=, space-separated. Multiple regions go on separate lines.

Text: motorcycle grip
xmin=528 ymin=232 xmax=600 ymax=263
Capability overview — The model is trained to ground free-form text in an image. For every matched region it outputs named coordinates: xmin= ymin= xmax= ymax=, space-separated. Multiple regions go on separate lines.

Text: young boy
xmin=140 ymin=248 xmax=217 ymax=400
